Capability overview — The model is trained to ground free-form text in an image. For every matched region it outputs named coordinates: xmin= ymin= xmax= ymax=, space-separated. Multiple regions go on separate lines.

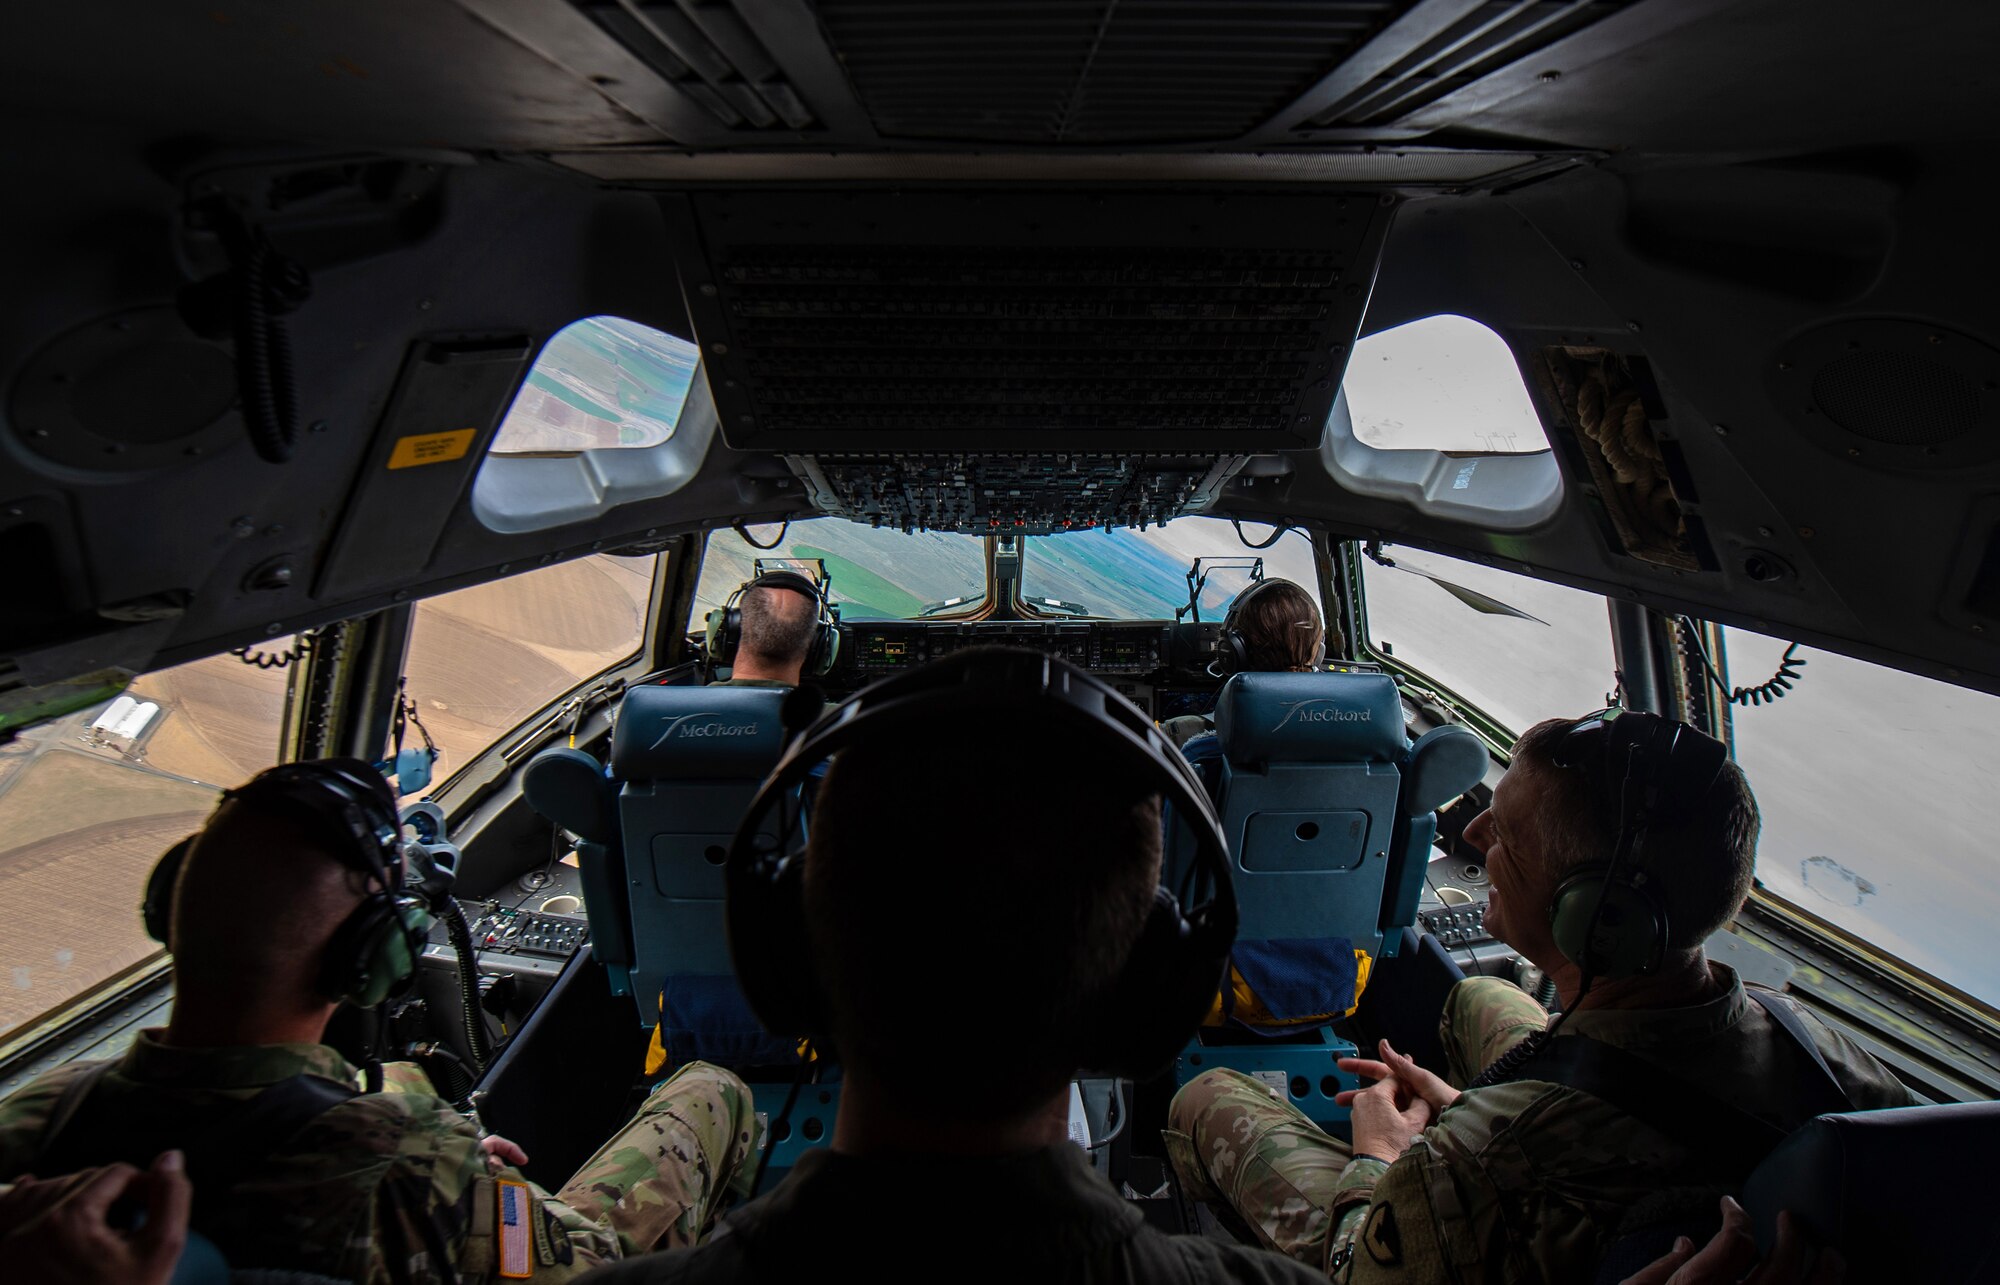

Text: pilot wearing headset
xmin=1162 ymin=578 xmax=1328 ymax=748
xmin=705 ymin=570 xmax=838 ymax=690
xmin=0 ymin=759 xmax=758 ymax=1282
xmin=1168 ymin=711 xmax=1915 ymax=1282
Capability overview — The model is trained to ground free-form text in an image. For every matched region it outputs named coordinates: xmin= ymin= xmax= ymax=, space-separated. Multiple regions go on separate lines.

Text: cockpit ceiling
xmin=670 ymin=189 xmax=1393 ymax=454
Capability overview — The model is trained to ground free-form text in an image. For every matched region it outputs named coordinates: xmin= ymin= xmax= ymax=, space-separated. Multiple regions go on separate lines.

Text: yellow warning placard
xmin=387 ymin=429 xmax=477 ymax=470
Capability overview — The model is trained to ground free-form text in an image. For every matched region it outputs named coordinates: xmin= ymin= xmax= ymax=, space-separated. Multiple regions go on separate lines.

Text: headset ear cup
xmin=704 ymin=607 xmax=734 ymax=667
xmin=812 ymin=618 xmax=841 ymax=677
xmin=322 ymin=895 xmax=432 ymax=1007
xmin=143 ymin=837 xmax=196 ymax=945
xmin=1548 ymin=868 xmax=1666 ymax=980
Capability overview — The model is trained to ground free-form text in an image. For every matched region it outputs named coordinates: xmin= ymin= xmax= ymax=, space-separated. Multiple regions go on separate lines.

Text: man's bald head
xmin=169 ymin=797 xmax=374 ymax=1009
xmin=736 ymin=582 xmax=818 ymax=676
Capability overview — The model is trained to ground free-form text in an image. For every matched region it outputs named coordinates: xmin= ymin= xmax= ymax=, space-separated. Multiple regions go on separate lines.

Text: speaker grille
xmin=1812 ymin=350 xmax=1979 ymax=445
xmin=817 ymin=0 xmax=1406 ymax=143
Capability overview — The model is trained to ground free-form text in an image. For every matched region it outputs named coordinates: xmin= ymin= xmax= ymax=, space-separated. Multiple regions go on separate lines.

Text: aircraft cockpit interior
xmin=4 ymin=1 xmax=2000 ymax=1280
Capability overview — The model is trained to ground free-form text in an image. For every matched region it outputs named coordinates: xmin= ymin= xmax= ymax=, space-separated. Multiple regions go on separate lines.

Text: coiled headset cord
xmin=1676 ymin=617 xmax=1807 ymax=707
xmin=440 ymin=899 xmax=494 ymax=1071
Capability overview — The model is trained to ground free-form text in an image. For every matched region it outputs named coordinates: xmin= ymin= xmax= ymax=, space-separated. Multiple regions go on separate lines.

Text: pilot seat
xmin=524 ymin=683 xmax=837 ymax=1170
xmin=1168 ymin=670 xmax=1487 ymax=1128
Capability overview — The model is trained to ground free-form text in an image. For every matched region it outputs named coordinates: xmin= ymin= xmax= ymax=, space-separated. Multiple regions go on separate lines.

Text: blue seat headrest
xmin=1402 ymin=724 xmax=1488 ymax=817
xmin=523 ymin=747 xmax=618 ymax=843
xmin=1215 ymin=672 xmax=1405 ymax=765
xmin=611 ymin=685 xmax=790 ymax=780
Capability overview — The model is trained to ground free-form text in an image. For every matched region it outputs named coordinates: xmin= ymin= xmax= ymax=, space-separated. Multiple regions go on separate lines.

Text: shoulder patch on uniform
xmin=1363 ymin=1202 xmax=1402 ymax=1266
xmin=541 ymin=1203 xmax=573 ymax=1265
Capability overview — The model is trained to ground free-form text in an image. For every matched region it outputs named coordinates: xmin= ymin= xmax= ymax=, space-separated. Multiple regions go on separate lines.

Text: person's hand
xmin=1619 ymin=1197 xmax=1844 ymax=1285
xmin=0 ymin=1152 xmax=191 ymax=1285
xmin=1337 ymin=1039 xmax=1460 ymax=1114
xmin=1347 ymin=1075 xmax=1434 ymax=1164
xmin=481 ymin=1134 xmax=530 ymax=1174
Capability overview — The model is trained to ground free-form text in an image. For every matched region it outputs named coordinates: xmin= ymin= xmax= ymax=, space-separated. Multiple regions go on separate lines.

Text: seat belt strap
xmin=1486 ymin=1034 xmax=1792 ymax=1184
xmin=1745 ymin=989 xmax=1854 ymax=1116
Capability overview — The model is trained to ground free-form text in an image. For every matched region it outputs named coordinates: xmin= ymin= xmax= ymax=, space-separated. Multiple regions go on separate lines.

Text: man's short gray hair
xmin=738 ymin=583 xmax=818 ymax=666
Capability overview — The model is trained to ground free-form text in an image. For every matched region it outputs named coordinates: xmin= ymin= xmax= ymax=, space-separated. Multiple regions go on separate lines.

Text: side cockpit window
xmin=0 ymin=647 xmax=290 ymax=1040
xmin=400 ymin=554 xmax=658 ymax=784
xmin=1358 ymin=545 xmax=1617 ymax=739
xmin=1721 ymin=627 xmax=2000 ymax=1009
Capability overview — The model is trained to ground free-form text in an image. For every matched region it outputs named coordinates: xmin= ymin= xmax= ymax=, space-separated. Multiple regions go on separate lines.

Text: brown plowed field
xmin=0 ymin=752 xmax=214 ymax=1038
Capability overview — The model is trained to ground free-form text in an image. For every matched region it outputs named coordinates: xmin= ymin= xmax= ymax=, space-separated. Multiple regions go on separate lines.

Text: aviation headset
xmin=1218 ymin=578 xmax=1326 ymax=675
xmin=142 ymin=758 xmax=434 ymax=1008
xmin=703 ymin=570 xmax=841 ymax=678
xmin=1543 ymin=709 xmax=1730 ymax=980
xmin=724 ymin=647 xmax=1240 ymax=1078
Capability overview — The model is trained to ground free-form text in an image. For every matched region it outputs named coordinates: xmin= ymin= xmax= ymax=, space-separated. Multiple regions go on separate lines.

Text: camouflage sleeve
xmin=376 ymin=1060 xmax=441 ymax=1097
xmin=358 ymin=1096 xmax=617 ymax=1283
xmin=0 ymin=1061 xmax=101 ymax=1180
xmin=1320 ymin=1155 xmax=1392 ymax=1271
xmin=1438 ymin=976 xmax=1550 ymax=1088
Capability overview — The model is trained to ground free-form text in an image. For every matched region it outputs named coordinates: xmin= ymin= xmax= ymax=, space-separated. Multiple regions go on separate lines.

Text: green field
xmin=792 ymin=545 xmax=926 ymax=619
xmin=524 ymin=369 xmax=620 ymax=421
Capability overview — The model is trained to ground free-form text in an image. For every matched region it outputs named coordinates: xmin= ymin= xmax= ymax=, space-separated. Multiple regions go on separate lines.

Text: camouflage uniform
xmin=1166 ymin=966 xmax=1917 ymax=1282
xmin=0 ymin=1030 xmax=757 ymax=1282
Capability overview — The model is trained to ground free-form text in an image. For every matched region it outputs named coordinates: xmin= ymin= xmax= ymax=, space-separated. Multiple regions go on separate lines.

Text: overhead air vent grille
xmin=1301 ymin=0 xmax=1635 ymax=129
xmin=667 ymin=190 xmax=1395 ymax=453
xmin=573 ymin=1 xmax=816 ymax=130
xmin=816 ymin=0 xmax=1407 ymax=143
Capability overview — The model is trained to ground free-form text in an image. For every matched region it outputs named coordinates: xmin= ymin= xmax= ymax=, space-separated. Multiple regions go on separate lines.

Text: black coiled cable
xmin=417 ymin=1042 xmax=476 ymax=1107
xmin=232 ymin=237 xmax=304 ymax=463
xmin=1464 ymin=1027 xmax=1558 ymax=1091
xmin=1677 ymin=617 xmax=1807 ymax=707
xmin=441 ymin=899 xmax=494 ymax=1071
xmin=231 ymin=642 xmax=304 ymax=670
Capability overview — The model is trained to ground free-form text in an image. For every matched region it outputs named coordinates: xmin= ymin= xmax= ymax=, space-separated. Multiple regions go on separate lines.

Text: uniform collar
xmin=121 ymin=1028 xmax=363 ymax=1091
xmin=1561 ymin=962 xmax=1748 ymax=1049
xmin=738 ymin=1143 xmax=1140 ymax=1252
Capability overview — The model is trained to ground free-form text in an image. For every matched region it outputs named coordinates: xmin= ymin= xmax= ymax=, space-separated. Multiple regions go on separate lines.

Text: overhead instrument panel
xmin=663 ymin=190 xmax=1394 ymax=457
xmin=792 ymin=453 xmax=1246 ymax=535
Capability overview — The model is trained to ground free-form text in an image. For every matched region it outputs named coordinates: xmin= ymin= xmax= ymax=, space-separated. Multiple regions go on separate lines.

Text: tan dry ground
xmin=0 ymin=751 xmax=215 ymax=1037
xmin=0 ymin=555 xmax=656 ymax=1037
xmin=128 ymin=648 xmax=293 ymax=786
xmin=403 ymin=555 xmax=654 ymax=778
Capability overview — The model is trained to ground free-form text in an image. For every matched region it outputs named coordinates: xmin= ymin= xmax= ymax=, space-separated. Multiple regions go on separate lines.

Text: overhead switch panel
xmin=666 ymin=189 xmax=1393 ymax=453
xmin=790 ymin=453 xmax=1247 ymax=536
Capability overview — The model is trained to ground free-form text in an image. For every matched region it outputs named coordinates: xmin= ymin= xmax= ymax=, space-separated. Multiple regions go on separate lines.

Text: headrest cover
xmin=1215 ymin=671 xmax=1405 ymax=764
xmin=611 ymin=685 xmax=791 ymax=780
